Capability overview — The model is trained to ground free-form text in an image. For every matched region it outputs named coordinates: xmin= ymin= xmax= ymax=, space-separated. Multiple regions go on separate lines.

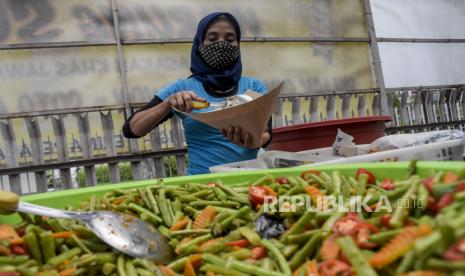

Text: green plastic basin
xmin=1 ymin=161 xmax=464 ymax=225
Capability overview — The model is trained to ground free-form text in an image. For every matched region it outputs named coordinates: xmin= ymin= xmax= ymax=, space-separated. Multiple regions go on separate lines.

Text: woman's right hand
xmin=167 ymin=91 xmax=206 ymax=113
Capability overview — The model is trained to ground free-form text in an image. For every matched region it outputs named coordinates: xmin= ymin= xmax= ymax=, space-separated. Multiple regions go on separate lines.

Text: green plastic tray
xmin=1 ymin=161 xmax=464 ymax=225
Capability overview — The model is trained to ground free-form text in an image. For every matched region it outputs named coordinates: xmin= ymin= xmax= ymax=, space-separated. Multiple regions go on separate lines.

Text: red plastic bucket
xmin=269 ymin=116 xmax=392 ymax=152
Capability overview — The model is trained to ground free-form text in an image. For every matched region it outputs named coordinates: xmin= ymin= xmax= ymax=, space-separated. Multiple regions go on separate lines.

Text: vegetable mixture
xmin=1 ymin=165 xmax=465 ymax=276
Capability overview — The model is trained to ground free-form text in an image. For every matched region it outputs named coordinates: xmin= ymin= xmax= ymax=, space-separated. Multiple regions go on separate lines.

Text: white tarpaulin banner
xmin=370 ymin=0 xmax=465 ymax=88
xmin=378 ymin=42 xmax=465 ymax=88
xmin=370 ymin=0 xmax=465 ymax=39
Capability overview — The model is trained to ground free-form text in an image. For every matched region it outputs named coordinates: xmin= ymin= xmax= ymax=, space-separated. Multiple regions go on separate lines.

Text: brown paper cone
xmin=185 ymin=81 xmax=284 ymax=148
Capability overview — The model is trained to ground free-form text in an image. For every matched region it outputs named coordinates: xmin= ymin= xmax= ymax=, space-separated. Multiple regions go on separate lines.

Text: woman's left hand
xmin=221 ymin=126 xmax=269 ymax=149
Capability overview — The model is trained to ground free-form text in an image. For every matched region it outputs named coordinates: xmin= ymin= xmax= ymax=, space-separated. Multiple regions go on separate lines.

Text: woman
xmin=123 ymin=12 xmax=272 ymax=175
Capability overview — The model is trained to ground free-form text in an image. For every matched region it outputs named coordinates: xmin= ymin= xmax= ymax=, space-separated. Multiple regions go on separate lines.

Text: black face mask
xmin=199 ymin=41 xmax=240 ymax=70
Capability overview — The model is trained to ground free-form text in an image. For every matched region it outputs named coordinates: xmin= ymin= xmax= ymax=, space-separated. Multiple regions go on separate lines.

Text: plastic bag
xmin=331 ymin=128 xmax=356 ymax=155
xmin=255 ymin=214 xmax=286 ymax=239
xmin=366 ymin=130 xmax=464 ymax=153
xmin=260 ymin=149 xmax=341 ymax=168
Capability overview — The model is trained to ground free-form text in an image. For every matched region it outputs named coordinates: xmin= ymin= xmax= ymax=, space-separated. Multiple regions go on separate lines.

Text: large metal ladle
xmin=0 ymin=191 xmax=173 ymax=263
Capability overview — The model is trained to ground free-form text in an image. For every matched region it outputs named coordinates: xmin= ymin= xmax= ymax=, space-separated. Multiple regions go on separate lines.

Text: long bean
xmin=124 ymin=258 xmax=138 ymax=276
xmin=215 ymin=181 xmax=249 ymax=204
xmin=289 ymin=231 xmax=321 ymax=269
xmin=70 ymin=234 xmax=92 ymax=254
xmin=369 ymin=229 xmax=403 ymax=244
xmin=167 ymin=256 xmax=188 ymax=271
xmin=390 ymin=181 xmax=419 ymax=228
xmin=133 ymin=258 xmax=164 ymax=273
xmin=321 ymin=212 xmax=344 ymax=237
xmin=396 ymin=250 xmax=415 ymax=273
xmin=337 ymin=236 xmax=377 ymax=276
xmin=355 ymin=173 xmax=368 ymax=195
xmin=191 ymin=190 xmax=212 ymax=198
xmin=170 ymin=229 xmax=211 ymax=236
xmin=202 ymin=254 xmax=284 ymax=276
xmin=238 ymin=227 xmax=262 ymax=246
xmin=158 ymin=189 xmax=173 ymax=227
xmin=39 ymin=232 xmax=55 ymax=263
xmin=212 ymin=206 xmax=239 ymax=215
xmin=190 ymin=200 xmax=240 ymax=208
xmin=101 ymin=263 xmax=116 ymax=275
xmin=137 ymin=188 xmax=151 ymax=209
xmin=260 ymin=258 xmax=274 ymax=271
xmin=280 ymin=211 xmax=314 ymax=242
xmin=427 ymin=258 xmax=465 ymax=270
xmin=287 ymin=230 xmax=318 ymax=244
xmin=176 ymin=234 xmax=212 ymax=255
xmin=282 ymin=244 xmax=300 ymax=258
xmin=262 ymin=239 xmax=291 ymax=275
xmin=48 ymin=247 xmax=82 ymax=266
xmin=23 ymin=233 xmax=42 ymax=264
xmin=250 ymin=175 xmax=273 ymax=186
xmin=200 ymin=263 xmax=248 ymax=276
xmin=117 ymin=254 xmax=127 ymax=276
xmin=0 ymin=256 xmax=29 ymax=265
xmin=213 ymin=206 xmax=250 ymax=236
xmin=332 ymin=171 xmax=342 ymax=196
xmin=213 ymin=187 xmax=228 ymax=201
xmin=145 ymin=187 xmax=160 ymax=214
xmin=16 ymin=267 xmax=37 ymax=276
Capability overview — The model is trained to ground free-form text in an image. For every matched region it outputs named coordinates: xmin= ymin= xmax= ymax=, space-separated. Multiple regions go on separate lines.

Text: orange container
xmin=269 ymin=116 xmax=392 ymax=152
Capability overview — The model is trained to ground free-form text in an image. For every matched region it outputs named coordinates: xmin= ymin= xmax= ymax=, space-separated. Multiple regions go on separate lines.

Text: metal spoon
xmin=192 ymin=94 xmax=254 ymax=111
xmin=0 ymin=191 xmax=173 ymax=263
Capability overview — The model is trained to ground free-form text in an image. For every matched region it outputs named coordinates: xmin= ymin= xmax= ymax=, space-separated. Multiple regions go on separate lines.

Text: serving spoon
xmin=192 ymin=94 xmax=254 ymax=110
xmin=0 ymin=190 xmax=173 ymax=263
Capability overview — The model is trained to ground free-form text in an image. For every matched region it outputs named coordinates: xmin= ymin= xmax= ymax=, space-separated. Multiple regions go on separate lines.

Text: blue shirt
xmin=156 ymin=77 xmax=268 ymax=175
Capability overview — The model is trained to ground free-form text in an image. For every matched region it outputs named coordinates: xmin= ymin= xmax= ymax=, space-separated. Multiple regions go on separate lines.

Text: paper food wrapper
xmin=185 ymin=82 xmax=284 ymax=148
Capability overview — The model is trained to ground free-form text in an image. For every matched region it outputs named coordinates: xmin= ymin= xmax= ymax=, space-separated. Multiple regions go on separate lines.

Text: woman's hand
xmin=221 ymin=126 xmax=270 ymax=149
xmin=167 ymin=91 xmax=206 ymax=113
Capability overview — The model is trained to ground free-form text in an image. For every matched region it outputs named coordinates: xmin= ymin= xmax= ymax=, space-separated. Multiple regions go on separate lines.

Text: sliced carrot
xmin=160 ymin=265 xmax=175 ymax=276
xmin=305 ymin=260 xmax=319 ymax=276
xmin=205 ymin=272 xmax=215 ymax=276
xmin=300 ymin=170 xmax=321 ymax=181
xmin=262 ymin=186 xmax=278 ymax=197
xmin=370 ymin=224 xmax=433 ymax=269
xmin=112 ymin=196 xmax=127 ymax=205
xmin=443 ymin=171 xmax=459 ymax=184
xmin=183 ymin=258 xmax=196 ymax=276
xmin=0 ymin=224 xmax=20 ymax=242
xmin=404 ymin=270 xmax=444 ymax=276
xmin=187 ymin=254 xmax=202 ymax=268
xmin=63 ymin=259 xmax=70 ymax=267
xmin=193 ymin=207 xmax=216 ymax=229
xmin=321 ymin=234 xmax=340 ymax=261
xmin=0 ymin=244 xmax=11 ymax=256
xmin=8 ymin=238 xmax=24 ymax=245
xmin=304 ymin=185 xmax=328 ymax=210
xmin=170 ymin=216 xmax=189 ymax=231
xmin=52 ymin=232 xmax=75 ymax=239
xmin=292 ymin=262 xmax=306 ymax=276
xmin=402 ymin=271 xmax=441 ymax=276
xmin=59 ymin=268 xmax=76 ymax=276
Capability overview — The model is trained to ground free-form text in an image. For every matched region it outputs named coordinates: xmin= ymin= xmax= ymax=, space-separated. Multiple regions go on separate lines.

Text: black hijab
xmin=190 ymin=12 xmax=242 ymax=91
